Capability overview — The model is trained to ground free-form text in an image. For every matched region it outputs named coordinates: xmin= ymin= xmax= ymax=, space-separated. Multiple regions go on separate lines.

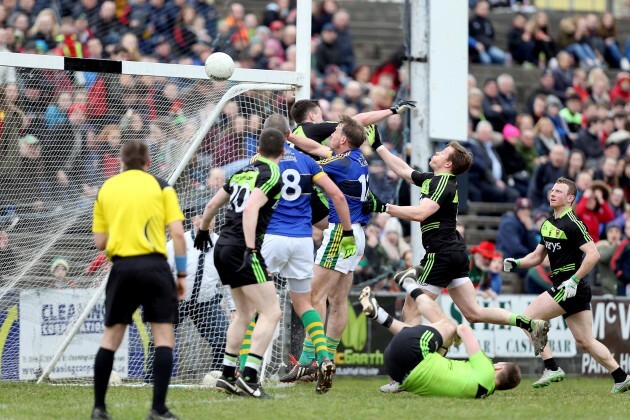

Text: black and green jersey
xmin=410 ymin=171 xmax=466 ymax=252
xmin=539 ymin=208 xmax=592 ymax=286
xmin=216 ymin=158 xmax=282 ymax=247
xmin=402 ymin=351 xmax=496 ymax=398
xmin=292 ymin=121 xmax=379 ymax=148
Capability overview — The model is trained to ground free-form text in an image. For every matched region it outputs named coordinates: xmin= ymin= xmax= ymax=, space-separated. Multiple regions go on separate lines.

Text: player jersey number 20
xmin=229 ymin=182 xmax=251 ymax=213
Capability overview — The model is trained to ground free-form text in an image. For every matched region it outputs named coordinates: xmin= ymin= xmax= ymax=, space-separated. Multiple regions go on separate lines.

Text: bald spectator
xmin=528 ymin=144 xmax=568 ymax=207
xmin=497 ymin=74 xmax=517 ymax=126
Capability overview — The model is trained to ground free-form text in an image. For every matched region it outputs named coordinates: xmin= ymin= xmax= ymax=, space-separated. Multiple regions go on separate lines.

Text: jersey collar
xmin=554 ymin=207 xmax=573 ymax=220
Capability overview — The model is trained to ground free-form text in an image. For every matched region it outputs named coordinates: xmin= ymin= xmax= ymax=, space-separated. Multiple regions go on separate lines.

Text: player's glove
xmin=340 ymin=230 xmax=357 ymax=259
xmin=237 ymin=247 xmax=259 ymax=272
xmin=365 ymin=124 xmax=383 ymax=150
xmin=558 ymin=275 xmax=580 ymax=301
xmin=362 ymin=191 xmax=389 ymax=214
xmin=390 ymin=100 xmax=417 ymax=115
xmin=194 ymin=229 xmax=213 ymax=250
xmin=503 ymin=258 xmax=520 ymax=272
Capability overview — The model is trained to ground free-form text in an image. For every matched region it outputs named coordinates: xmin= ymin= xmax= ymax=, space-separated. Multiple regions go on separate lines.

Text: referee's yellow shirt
xmin=92 ymin=170 xmax=185 ymax=259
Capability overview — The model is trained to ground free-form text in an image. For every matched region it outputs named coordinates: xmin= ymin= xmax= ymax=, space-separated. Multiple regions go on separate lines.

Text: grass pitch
xmin=0 ymin=376 xmax=627 ymax=419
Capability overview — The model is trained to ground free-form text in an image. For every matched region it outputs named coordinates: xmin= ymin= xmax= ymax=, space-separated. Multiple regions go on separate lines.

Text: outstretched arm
xmin=355 ymin=100 xmax=416 ymax=125
xmin=457 ymin=324 xmax=482 ymax=357
xmin=288 ymin=133 xmax=332 ymax=158
xmin=200 ymin=189 xmax=230 ymax=231
xmin=506 ymin=244 xmax=547 ymax=270
xmin=386 ymin=199 xmax=440 ymax=223
xmin=374 ymin=145 xmax=415 ymax=183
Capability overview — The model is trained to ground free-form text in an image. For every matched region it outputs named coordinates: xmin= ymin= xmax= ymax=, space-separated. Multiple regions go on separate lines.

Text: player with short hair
xmin=194 ymin=127 xmax=285 ymax=399
xmin=364 ymin=141 xmax=550 ymax=392
xmin=504 ymin=177 xmax=630 ymax=393
xmin=287 ymin=115 xmax=370 ymax=392
xmin=359 ymin=283 xmax=521 ymax=398
xmin=91 ymin=140 xmax=186 ymax=420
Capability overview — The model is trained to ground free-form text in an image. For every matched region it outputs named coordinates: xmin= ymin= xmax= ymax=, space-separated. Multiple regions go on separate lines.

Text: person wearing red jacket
xmin=575 ymin=181 xmax=614 ymax=242
xmin=609 ymin=73 xmax=630 ymax=103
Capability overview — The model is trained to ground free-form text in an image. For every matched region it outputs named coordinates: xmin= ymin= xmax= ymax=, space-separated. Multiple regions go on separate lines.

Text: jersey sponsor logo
xmin=541 ymin=220 xmax=567 ymax=240
xmin=544 ymin=240 xmax=562 ymax=252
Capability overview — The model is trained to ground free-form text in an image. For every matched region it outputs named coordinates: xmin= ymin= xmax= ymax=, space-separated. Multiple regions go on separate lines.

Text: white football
xmin=202 ymin=370 xmax=222 ymax=387
xmin=108 ymin=370 xmax=122 ymax=386
xmin=204 ymin=52 xmax=235 ymax=81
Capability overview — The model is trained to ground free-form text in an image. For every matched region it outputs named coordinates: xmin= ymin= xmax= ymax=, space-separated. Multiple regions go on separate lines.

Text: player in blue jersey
xmin=257 ymin=114 xmax=356 ymax=393
xmin=288 ymin=115 xmax=370 ymax=392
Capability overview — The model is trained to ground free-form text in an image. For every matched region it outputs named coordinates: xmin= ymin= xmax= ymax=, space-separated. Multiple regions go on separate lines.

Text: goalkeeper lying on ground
xmin=359 ymin=278 xmax=521 ymax=398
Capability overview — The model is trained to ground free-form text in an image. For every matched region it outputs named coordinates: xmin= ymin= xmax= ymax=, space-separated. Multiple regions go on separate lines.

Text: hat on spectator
xmin=51 ymin=257 xmax=69 ymax=273
xmin=502 ymin=123 xmax=521 ymax=140
xmin=68 ymin=104 xmax=87 ymax=116
xmin=322 ymin=22 xmax=337 ymax=32
xmin=270 ymin=20 xmax=285 ymax=31
xmin=471 ymin=241 xmax=501 ymax=259
xmin=605 ymin=223 xmax=621 ymax=234
xmin=19 ymin=134 xmax=39 ymax=147
xmin=606 ymin=129 xmax=630 ymax=144
xmin=591 ymin=180 xmax=611 ymax=201
xmin=514 ymin=197 xmax=533 ymax=212
xmin=546 ymin=95 xmax=563 ymax=108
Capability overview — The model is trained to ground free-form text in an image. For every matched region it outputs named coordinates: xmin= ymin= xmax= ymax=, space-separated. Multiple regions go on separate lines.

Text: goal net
xmin=0 ymin=54 xmax=296 ymax=385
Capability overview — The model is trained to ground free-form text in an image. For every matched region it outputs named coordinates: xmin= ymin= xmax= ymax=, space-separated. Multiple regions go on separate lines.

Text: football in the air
xmin=204 ymin=52 xmax=235 ymax=81
xmin=202 ymin=370 xmax=222 ymax=387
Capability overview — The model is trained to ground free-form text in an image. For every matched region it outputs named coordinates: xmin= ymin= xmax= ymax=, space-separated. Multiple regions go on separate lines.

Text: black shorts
xmin=418 ymin=249 xmax=470 ymax=289
xmin=548 ymin=281 xmax=592 ymax=318
xmin=384 ymin=325 xmax=443 ymax=383
xmin=105 ymin=254 xmax=177 ymax=326
xmin=214 ymin=243 xmax=271 ymax=289
xmin=310 ymin=186 xmax=329 ymax=226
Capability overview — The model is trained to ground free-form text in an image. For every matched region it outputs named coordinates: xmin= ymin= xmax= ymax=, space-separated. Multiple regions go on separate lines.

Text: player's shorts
xmin=416 ymin=249 xmax=470 ymax=295
xmin=547 ymin=281 xmax=592 ymax=318
xmin=314 ymin=223 xmax=365 ymax=274
xmin=384 ymin=325 xmax=443 ymax=383
xmin=262 ymin=234 xmax=314 ymax=282
xmin=310 ymin=186 xmax=329 ymax=226
xmin=214 ymin=243 xmax=272 ymax=289
xmin=106 ymin=254 xmax=177 ymax=326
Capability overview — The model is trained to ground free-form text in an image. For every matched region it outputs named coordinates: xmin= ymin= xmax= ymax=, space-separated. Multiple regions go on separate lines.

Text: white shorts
xmin=419 ymin=276 xmax=471 ymax=295
xmin=261 ymin=235 xmax=314 ymax=281
xmin=314 ymin=223 xmax=365 ymax=274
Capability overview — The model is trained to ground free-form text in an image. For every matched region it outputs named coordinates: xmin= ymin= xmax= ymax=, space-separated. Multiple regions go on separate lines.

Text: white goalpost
xmin=0 ymin=23 xmax=310 ymax=384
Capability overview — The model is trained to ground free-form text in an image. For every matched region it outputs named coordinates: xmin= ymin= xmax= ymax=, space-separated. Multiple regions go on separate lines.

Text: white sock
xmin=402 ymin=281 xmax=420 ymax=295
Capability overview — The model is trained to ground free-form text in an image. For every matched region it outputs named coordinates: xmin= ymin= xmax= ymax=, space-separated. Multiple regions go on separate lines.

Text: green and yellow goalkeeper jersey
xmin=402 ymin=351 xmax=496 ymax=398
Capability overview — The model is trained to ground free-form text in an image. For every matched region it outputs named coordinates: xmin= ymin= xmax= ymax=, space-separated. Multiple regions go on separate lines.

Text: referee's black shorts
xmin=384 ymin=325 xmax=443 ymax=383
xmin=214 ymin=243 xmax=272 ymax=289
xmin=105 ymin=254 xmax=178 ymax=326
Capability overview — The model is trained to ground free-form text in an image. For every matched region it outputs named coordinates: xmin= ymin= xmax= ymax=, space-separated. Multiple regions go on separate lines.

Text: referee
xmin=91 ymin=140 xmax=187 ymax=420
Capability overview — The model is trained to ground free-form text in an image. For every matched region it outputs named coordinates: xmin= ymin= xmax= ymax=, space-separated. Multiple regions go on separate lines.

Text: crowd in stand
xmin=0 ymin=1 xmax=629 ymax=295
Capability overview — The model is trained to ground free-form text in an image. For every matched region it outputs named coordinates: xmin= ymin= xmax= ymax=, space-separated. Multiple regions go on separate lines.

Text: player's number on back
xmin=281 ymin=168 xmax=302 ymax=201
xmin=359 ymin=173 xmax=369 ymax=201
xmin=229 ymin=182 xmax=251 ymax=213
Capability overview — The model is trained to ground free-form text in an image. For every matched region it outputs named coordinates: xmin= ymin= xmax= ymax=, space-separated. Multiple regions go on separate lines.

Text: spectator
xmin=0 ymin=229 xmax=17 ymax=281
xmin=528 ymin=144 xmax=568 ymax=207
xmin=572 ymin=68 xmax=590 ymax=102
xmin=0 ymin=29 xmax=16 ymax=84
xmin=497 ymin=74 xmax=518 ymax=126
xmin=357 ymin=221 xmax=389 ymax=284
xmin=596 ymin=12 xmax=624 ymax=69
xmin=497 ymin=197 xmax=539 ymax=264
xmin=469 ymin=240 xmax=500 ymax=298
xmin=620 ymin=157 xmax=630 ymax=202
xmin=575 ymin=181 xmax=614 ymax=242
xmin=27 ymin=8 xmax=58 ymax=51
xmin=557 ymin=16 xmax=599 ymax=68
xmin=468 ymin=87 xmax=484 ymax=130
xmin=517 ymin=128 xmax=540 ymax=172
xmin=534 ymin=116 xmax=563 ymax=158
xmin=148 ymin=0 xmax=177 ymax=42
xmin=467 ymin=120 xmax=519 ymax=202
xmin=530 ymin=11 xmax=556 ymax=66
xmin=596 ymin=224 xmax=622 ymax=295
xmin=507 ymin=12 xmax=535 ymax=66
xmin=192 ymin=0 xmax=217 ymax=42
xmin=55 ymin=17 xmax=85 ymax=58
xmin=469 ymin=0 xmax=506 ymax=65
xmin=379 ymin=217 xmax=410 ymax=269
xmin=497 ymin=123 xmax=529 ymax=196
xmin=565 ymin=149 xmax=586 ymax=181
xmin=263 ymin=0 xmax=291 ymax=27
xmin=551 ymin=51 xmax=574 ymax=100
xmin=594 ymin=156 xmax=620 ymax=187
xmin=525 ymin=256 xmax=552 ymax=294
xmin=224 ymin=2 xmax=248 ymax=46
xmin=574 ymin=116 xmax=603 ymax=167
xmin=527 ymin=69 xmax=555 ymax=112
xmin=93 ymin=1 xmax=121 ymax=48
xmin=13 ymin=134 xmax=44 ymax=209
xmin=611 ymin=221 xmax=630 ymax=296
xmin=49 ymin=257 xmax=78 ymax=289
xmin=315 ymin=23 xmax=343 ymax=75
xmin=482 ymin=78 xmax=509 ymax=131
xmin=610 ymin=73 xmax=630 ymax=104
xmin=331 ymin=9 xmax=355 ymax=74
xmin=559 ymin=93 xmax=583 ymax=145
xmin=72 ymin=0 xmax=100 ymax=28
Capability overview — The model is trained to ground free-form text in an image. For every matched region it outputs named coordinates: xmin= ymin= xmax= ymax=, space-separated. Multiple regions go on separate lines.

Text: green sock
xmin=509 ymin=313 xmax=533 ymax=331
xmin=239 ymin=317 xmax=256 ymax=368
xmin=298 ymin=337 xmax=315 ymax=364
xmin=326 ymin=336 xmax=340 ymax=360
xmin=301 ymin=309 xmax=328 ymax=363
